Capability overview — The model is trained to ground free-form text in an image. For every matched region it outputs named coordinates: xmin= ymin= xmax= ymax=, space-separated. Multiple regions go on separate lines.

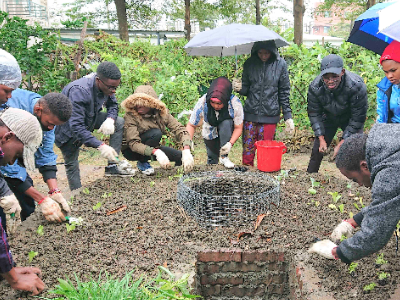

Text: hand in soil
xmin=308 ymin=239 xmax=336 ymax=259
xmin=49 ymin=192 xmax=71 ymax=213
xmin=7 ymin=267 xmax=45 ymax=296
xmin=331 ymin=220 xmax=355 ymax=243
xmin=39 ymin=197 xmax=66 ymax=222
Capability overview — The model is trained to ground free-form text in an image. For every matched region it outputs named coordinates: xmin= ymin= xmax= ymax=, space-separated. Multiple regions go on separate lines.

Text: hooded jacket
xmin=121 ymin=91 xmax=191 ymax=157
xmin=307 ymin=70 xmax=368 ymax=139
xmin=337 ymin=124 xmax=400 ymax=263
xmin=376 ymin=76 xmax=400 ymax=123
xmin=239 ymin=41 xmax=292 ymax=123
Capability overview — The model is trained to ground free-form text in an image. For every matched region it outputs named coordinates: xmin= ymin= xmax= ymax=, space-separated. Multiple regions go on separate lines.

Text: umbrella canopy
xmin=379 ymin=1 xmax=400 ymax=43
xmin=184 ymin=24 xmax=289 ymax=56
xmin=347 ymin=2 xmax=396 ymax=54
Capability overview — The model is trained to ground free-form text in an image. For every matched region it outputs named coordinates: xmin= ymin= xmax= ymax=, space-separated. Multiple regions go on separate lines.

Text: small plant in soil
xmin=82 ymin=188 xmax=90 ymax=195
xmin=150 ymin=181 xmax=155 ymax=187
xmin=69 ymin=195 xmax=74 ymax=204
xmin=66 ymin=223 xmax=76 ymax=233
xmin=363 ymin=282 xmax=377 ymax=293
xmin=377 ymin=272 xmax=390 ymax=285
xmin=338 ymin=203 xmax=345 ymax=213
xmin=28 ymin=251 xmax=38 ymax=263
xmin=347 ymin=183 xmax=352 ymax=189
xmin=308 ymin=177 xmax=320 ymax=194
xmin=348 ymin=211 xmax=354 ymax=219
xmin=348 ymin=262 xmax=358 ymax=276
xmin=93 ymin=202 xmax=102 ymax=210
xmin=327 ymin=191 xmax=342 ymax=203
xmin=102 ymin=192 xmax=112 ymax=198
xmin=328 ymin=204 xmax=337 ymax=210
xmin=36 ymin=225 xmax=44 ymax=236
xmin=375 ymin=253 xmax=388 ymax=266
xmin=131 ymin=177 xmax=141 ymax=183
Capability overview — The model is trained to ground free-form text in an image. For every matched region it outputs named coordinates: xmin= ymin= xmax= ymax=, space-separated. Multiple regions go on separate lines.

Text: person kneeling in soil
xmin=121 ymin=85 xmax=194 ymax=175
xmin=308 ymin=124 xmax=400 ymax=263
xmin=0 ymin=108 xmax=45 ymax=295
xmin=186 ymin=77 xmax=243 ymax=169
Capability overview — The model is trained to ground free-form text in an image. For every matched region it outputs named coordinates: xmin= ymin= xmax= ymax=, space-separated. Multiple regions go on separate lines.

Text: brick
xmin=210 ymin=276 xmax=243 ymax=286
xmin=268 ymin=284 xmax=287 ymax=295
xmin=242 ymin=251 xmax=257 ymax=262
xmin=197 ymin=250 xmax=241 ymax=262
xmin=243 ymin=277 xmax=268 ymax=285
xmin=222 ymin=286 xmax=246 ymax=297
xmin=267 ymin=274 xmax=286 ymax=284
xmin=202 ymin=284 xmax=221 ymax=297
xmin=246 ymin=286 xmax=266 ymax=297
xmin=198 ymin=263 xmax=220 ymax=274
xmin=221 ymin=261 xmax=240 ymax=272
xmin=198 ymin=251 xmax=219 ymax=262
xmin=240 ymin=263 xmax=266 ymax=272
xmin=200 ymin=275 xmax=209 ymax=285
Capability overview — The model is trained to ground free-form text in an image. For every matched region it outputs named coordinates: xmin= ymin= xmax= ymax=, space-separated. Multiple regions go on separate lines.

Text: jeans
xmin=122 ymin=128 xmax=183 ymax=165
xmin=59 ymin=112 xmax=125 ymax=191
xmin=203 ymin=119 xmax=233 ymax=164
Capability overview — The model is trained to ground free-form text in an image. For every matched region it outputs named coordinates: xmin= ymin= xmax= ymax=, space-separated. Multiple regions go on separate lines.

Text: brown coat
xmin=121 ymin=92 xmax=191 ymax=156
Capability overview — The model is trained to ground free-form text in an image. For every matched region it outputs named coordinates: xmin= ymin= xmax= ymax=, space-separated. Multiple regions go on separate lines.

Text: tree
xmin=256 ymin=0 xmax=261 ymax=25
xmin=114 ymin=0 xmax=129 ymax=41
xmin=185 ymin=0 xmax=190 ymax=40
xmin=293 ymin=0 xmax=305 ymax=45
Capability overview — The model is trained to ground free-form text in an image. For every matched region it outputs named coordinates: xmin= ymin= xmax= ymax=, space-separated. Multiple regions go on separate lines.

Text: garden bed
xmin=2 ymin=164 xmax=400 ymax=299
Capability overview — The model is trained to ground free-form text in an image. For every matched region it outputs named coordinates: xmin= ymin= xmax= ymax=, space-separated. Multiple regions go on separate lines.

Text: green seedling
xmin=93 ymin=202 xmax=102 ymax=210
xmin=69 ymin=195 xmax=74 ymax=205
xmin=327 ymin=191 xmax=342 ymax=203
xmin=102 ymin=192 xmax=112 ymax=198
xmin=66 ymin=223 xmax=76 ymax=233
xmin=359 ymin=197 xmax=365 ymax=208
xmin=168 ymin=175 xmax=174 ymax=181
xmin=310 ymin=177 xmax=321 ymax=188
xmin=156 ymin=172 xmax=162 ymax=178
xmin=340 ymin=235 xmax=347 ymax=242
xmin=338 ymin=204 xmax=345 ymax=213
xmin=353 ymin=203 xmax=361 ymax=210
xmin=347 ymin=183 xmax=352 ymax=189
xmin=130 ymin=177 xmax=141 ymax=183
xmin=82 ymin=188 xmax=90 ymax=195
xmin=349 ymin=212 xmax=354 ymax=219
xmin=328 ymin=204 xmax=337 ymax=210
xmin=308 ymin=188 xmax=317 ymax=195
xmin=36 ymin=225 xmax=44 ymax=236
xmin=28 ymin=251 xmax=38 ymax=263
xmin=378 ymin=272 xmax=390 ymax=280
xmin=348 ymin=262 xmax=358 ymax=274
xmin=363 ymin=282 xmax=377 ymax=292
xmin=150 ymin=181 xmax=155 ymax=187
xmin=376 ymin=253 xmax=388 ymax=265
xmin=314 ymin=200 xmax=320 ymax=207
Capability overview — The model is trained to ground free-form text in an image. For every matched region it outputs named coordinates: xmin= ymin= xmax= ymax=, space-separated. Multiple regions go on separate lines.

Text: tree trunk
xmin=293 ymin=0 xmax=305 ymax=46
xmin=185 ymin=0 xmax=191 ymax=40
xmin=256 ymin=0 xmax=261 ymax=25
xmin=366 ymin=0 xmax=376 ymax=9
xmin=114 ymin=0 xmax=129 ymax=42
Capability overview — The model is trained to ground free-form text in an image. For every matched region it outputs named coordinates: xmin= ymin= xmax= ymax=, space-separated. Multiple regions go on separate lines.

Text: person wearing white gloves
xmin=187 ymin=77 xmax=243 ymax=169
xmin=55 ymin=62 xmax=135 ymax=191
xmin=121 ymin=85 xmax=194 ymax=175
xmin=309 ymin=125 xmax=400 ymax=263
xmin=233 ymin=41 xmax=294 ymax=166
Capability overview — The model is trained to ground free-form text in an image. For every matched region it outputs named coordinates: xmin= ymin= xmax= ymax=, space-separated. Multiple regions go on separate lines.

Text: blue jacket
xmin=376 ymin=77 xmax=400 ymax=123
xmin=55 ymin=73 xmax=119 ymax=148
xmin=0 ymin=89 xmax=57 ymax=190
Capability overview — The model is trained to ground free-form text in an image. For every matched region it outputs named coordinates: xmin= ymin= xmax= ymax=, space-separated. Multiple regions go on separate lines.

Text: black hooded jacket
xmin=307 ymin=70 xmax=368 ymax=139
xmin=239 ymin=41 xmax=292 ymax=123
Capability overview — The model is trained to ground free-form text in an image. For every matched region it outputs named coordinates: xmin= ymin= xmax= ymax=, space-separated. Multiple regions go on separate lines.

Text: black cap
xmin=320 ymin=54 xmax=343 ymax=76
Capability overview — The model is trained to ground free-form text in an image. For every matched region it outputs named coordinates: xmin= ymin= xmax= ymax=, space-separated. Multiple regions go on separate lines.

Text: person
xmin=187 ymin=77 xmax=243 ymax=169
xmin=376 ymin=41 xmax=400 ymax=123
xmin=121 ymin=85 xmax=194 ymax=175
xmin=306 ymin=54 xmax=368 ymax=173
xmin=232 ymin=40 xmax=294 ymax=166
xmin=0 ymin=107 xmax=45 ymax=295
xmin=0 ymin=90 xmax=72 ymax=231
xmin=0 ymin=49 xmax=22 ymax=104
xmin=55 ymin=61 xmax=135 ymax=191
xmin=308 ymin=124 xmax=400 ymax=263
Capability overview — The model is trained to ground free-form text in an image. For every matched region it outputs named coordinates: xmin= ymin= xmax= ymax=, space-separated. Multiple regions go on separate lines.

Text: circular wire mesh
xmin=177 ymin=170 xmax=280 ymax=228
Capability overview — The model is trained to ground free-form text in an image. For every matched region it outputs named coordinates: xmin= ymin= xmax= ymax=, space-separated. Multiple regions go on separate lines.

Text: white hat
xmin=0 ymin=49 xmax=22 ymax=90
xmin=0 ymin=108 xmax=42 ymax=171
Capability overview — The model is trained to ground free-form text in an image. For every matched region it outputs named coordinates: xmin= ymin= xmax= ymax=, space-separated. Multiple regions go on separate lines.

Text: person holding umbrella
xmin=232 ymin=40 xmax=294 ymax=166
xmin=376 ymin=41 xmax=400 ymax=123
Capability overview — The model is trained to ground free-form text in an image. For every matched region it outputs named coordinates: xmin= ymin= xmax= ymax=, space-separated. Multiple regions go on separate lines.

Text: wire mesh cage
xmin=177 ymin=170 xmax=280 ymax=228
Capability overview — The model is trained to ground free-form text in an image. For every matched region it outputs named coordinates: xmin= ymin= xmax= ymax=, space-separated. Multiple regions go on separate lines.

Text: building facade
xmin=313 ymin=2 xmax=351 ymax=36
xmin=1 ymin=0 xmax=48 ymax=26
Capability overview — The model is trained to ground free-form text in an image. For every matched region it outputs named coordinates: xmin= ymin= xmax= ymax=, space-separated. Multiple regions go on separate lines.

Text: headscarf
xmin=380 ymin=41 xmax=400 ymax=65
xmin=206 ymin=77 xmax=232 ymax=127
xmin=0 ymin=49 xmax=22 ymax=89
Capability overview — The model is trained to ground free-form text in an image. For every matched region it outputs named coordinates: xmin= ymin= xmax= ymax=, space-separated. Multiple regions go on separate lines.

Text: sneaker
xmin=105 ymin=163 xmax=136 ymax=177
xmin=137 ymin=161 xmax=155 ymax=176
xmin=219 ymin=156 xmax=235 ymax=169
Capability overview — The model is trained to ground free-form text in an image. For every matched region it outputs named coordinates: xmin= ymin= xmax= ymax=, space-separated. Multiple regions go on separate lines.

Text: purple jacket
xmin=0 ymin=218 xmax=14 ymax=273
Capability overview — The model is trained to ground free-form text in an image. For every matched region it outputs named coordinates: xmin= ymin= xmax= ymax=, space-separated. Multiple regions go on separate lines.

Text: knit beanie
xmin=0 ymin=49 xmax=22 ymax=90
xmin=380 ymin=41 xmax=400 ymax=65
xmin=0 ymin=108 xmax=42 ymax=171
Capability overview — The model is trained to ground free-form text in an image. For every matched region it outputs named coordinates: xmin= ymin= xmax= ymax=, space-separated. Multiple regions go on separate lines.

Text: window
xmin=324 ymin=11 xmax=331 ymax=18
xmin=324 ymin=26 xmax=330 ymax=33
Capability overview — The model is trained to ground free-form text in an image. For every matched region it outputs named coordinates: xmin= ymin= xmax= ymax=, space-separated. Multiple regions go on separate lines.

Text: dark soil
xmin=2 ymin=164 xmax=399 ymax=299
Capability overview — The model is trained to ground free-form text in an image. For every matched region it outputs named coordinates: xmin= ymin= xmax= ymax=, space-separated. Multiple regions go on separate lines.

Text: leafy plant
xmin=338 ymin=204 xmax=345 ymax=213
xmin=348 ymin=212 xmax=354 ymax=219
xmin=346 ymin=183 xmax=352 ymax=189
xmin=353 ymin=203 xmax=361 ymax=210
xmin=82 ymin=188 xmax=90 ymax=195
xmin=308 ymin=188 xmax=317 ymax=195
xmin=363 ymin=282 xmax=377 ymax=292
xmin=93 ymin=202 xmax=102 ymax=210
xmin=102 ymin=192 xmax=113 ymax=198
xmin=328 ymin=204 xmax=337 ymax=210
xmin=150 ymin=181 xmax=155 ymax=187
xmin=66 ymin=223 xmax=76 ymax=233
xmin=378 ymin=272 xmax=390 ymax=280
xmin=28 ymin=251 xmax=38 ymax=263
xmin=376 ymin=253 xmax=388 ymax=265
xmin=36 ymin=225 xmax=44 ymax=236
xmin=70 ymin=195 xmax=74 ymax=205
xmin=348 ymin=262 xmax=358 ymax=274
xmin=327 ymin=191 xmax=342 ymax=203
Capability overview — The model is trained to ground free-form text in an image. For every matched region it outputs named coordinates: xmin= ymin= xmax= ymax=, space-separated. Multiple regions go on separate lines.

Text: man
xmin=0 ymin=90 xmax=72 ymax=230
xmin=55 ymin=61 xmax=135 ymax=191
xmin=0 ymin=107 xmax=45 ymax=295
xmin=307 ymin=54 xmax=368 ymax=173
xmin=0 ymin=49 xmax=22 ymax=104
xmin=308 ymin=124 xmax=400 ymax=263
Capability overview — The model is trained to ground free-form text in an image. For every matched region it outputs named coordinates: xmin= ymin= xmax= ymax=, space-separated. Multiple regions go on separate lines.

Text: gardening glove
xmin=98 ymin=143 xmax=118 ymax=163
xmin=220 ymin=142 xmax=232 ymax=156
xmin=6 ymin=213 xmax=21 ymax=236
xmin=49 ymin=191 xmax=71 ymax=213
xmin=0 ymin=194 xmax=21 ymax=216
xmin=308 ymin=239 xmax=336 ymax=259
xmin=153 ymin=149 xmax=171 ymax=169
xmin=331 ymin=220 xmax=355 ymax=243
xmin=98 ymin=118 xmax=115 ymax=135
xmin=285 ymin=119 xmax=295 ymax=134
xmin=117 ymin=160 xmax=136 ymax=176
xmin=181 ymin=149 xmax=194 ymax=173
xmin=39 ymin=197 xmax=66 ymax=223
xmin=232 ymin=79 xmax=242 ymax=92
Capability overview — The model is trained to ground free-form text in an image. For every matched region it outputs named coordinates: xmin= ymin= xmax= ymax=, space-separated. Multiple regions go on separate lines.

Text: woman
xmin=121 ymin=85 xmax=194 ymax=175
xmin=232 ymin=40 xmax=294 ymax=166
xmin=186 ymin=77 xmax=243 ymax=169
xmin=377 ymin=41 xmax=400 ymax=123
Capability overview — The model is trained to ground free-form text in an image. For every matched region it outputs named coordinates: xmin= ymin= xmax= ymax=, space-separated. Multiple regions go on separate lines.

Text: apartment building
xmin=1 ymin=0 xmax=48 ymax=26
xmin=313 ymin=2 xmax=352 ymax=36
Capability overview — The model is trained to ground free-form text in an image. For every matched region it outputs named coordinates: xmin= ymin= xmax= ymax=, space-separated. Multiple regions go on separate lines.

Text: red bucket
xmin=255 ymin=140 xmax=287 ymax=172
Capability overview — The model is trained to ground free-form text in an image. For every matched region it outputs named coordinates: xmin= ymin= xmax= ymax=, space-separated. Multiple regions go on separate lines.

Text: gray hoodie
xmin=337 ymin=124 xmax=400 ymax=263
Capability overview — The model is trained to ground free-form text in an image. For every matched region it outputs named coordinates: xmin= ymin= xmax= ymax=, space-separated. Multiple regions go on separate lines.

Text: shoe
xmin=219 ymin=156 xmax=235 ymax=169
xmin=105 ymin=163 xmax=136 ymax=177
xmin=137 ymin=161 xmax=154 ymax=175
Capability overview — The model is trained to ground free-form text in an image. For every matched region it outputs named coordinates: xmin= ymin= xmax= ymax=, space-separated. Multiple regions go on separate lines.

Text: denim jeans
xmin=203 ymin=119 xmax=233 ymax=164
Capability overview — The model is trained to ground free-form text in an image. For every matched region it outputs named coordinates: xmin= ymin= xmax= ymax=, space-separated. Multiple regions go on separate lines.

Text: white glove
xmin=39 ymin=197 xmax=66 ymax=223
xmin=308 ymin=239 xmax=337 ymax=259
xmin=98 ymin=118 xmax=115 ymax=135
xmin=331 ymin=220 xmax=355 ymax=243
xmin=153 ymin=149 xmax=171 ymax=169
xmin=6 ymin=213 xmax=21 ymax=236
xmin=220 ymin=142 xmax=232 ymax=156
xmin=117 ymin=160 xmax=136 ymax=176
xmin=181 ymin=149 xmax=194 ymax=173
xmin=49 ymin=192 xmax=71 ymax=213
xmin=0 ymin=194 xmax=22 ymax=215
xmin=232 ymin=79 xmax=242 ymax=92
xmin=285 ymin=118 xmax=295 ymax=134
xmin=98 ymin=143 xmax=118 ymax=162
